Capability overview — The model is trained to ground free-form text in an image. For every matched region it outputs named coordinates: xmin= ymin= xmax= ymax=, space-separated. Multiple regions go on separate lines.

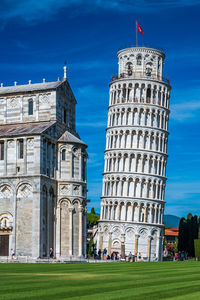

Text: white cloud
xmin=1 ymin=0 xmax=200 ymax=26
xmin=166 ymin=181 xmax=200 ymax=201
xmin=171 ymin=100 xmax=200 ymax=121
xmin=165 ymin=181 xmax=200 ymax=216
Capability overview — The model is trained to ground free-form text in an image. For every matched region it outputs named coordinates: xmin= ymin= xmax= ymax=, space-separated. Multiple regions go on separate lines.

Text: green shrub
xmin=194 ymin=239 xmax=200 ymax=259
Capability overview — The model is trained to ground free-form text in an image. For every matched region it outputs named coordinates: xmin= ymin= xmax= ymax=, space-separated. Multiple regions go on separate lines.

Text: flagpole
xmin=136 ymin=20 xmax=138 ymax=47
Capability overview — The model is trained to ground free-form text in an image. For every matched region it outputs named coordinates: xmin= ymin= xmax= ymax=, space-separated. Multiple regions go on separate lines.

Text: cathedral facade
xmin=0 ymin=72 xmax=87 ymax=258
xmin=97 ymin=47 xmax=171 ymax=261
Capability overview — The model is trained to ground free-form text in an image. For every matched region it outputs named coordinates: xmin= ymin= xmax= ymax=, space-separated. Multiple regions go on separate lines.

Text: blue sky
xmin=0 ymin=0 xmax=200 ymax=217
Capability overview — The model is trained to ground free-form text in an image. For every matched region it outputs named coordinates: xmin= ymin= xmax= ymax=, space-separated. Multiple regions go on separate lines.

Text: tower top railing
xmin=117 ymin=44 xmax=165 ymax=55
xmin=110 ymin=72 xmax=170 ymax=85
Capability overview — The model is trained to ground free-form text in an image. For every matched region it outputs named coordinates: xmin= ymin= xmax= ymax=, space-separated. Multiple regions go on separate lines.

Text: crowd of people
xmin=164 ymin=246 xmax=189 ymax=261
xmin=172 ymin=251 xmax=188 ymax=261
xmin=92 ymin=248 xmax=145 ymax=262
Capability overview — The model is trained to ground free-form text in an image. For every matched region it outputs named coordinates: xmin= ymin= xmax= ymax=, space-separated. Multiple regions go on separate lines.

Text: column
xmin=161 ymin=207 xmax=164 ymax=224
xmin=124 ymin=203 xmax=127 ymax=221
xmin=100 ymin=205 xmax=103 ymax=219
xmin=118 ymin=204 xmax=121 ymax=220
xmin=79 ymin=154 xmax=82 ymax=180
xmin=84 ymin=208 xmax=87 ymax=257
xmin=15 ymin=139 xmax=17 ymax=175
xmin=134 ymin=234 xmax=139 ymax=258
xmin=159 ymin=183 xmax=163 ymax=200
xmin=45 ymin=139 xmax=48 ymax=175
xmin=108 ymin=232 xmax=112 ymax=256
xmin=156 ymin=236 xmax=163 ymax=261
xmin=99 ymin=232 xmax=103 ymax=251
xmin=57 ymin=147 xmax=61 ymax=179
xmin=149 ymin=206 xmax=152 ymax=223
xmin=144 ymin=87 xmax=147 ymax=103
xmin=126 ymin=87 xmax=128 ymax=102
xmin=150 ymin=110 xmax=153 ymax=127
xmin=147 ymin=236 xmax=152 ymax=261
xmin=69 ymin=151 xmax=73 ymax=177
xmin=47 ymin=191 xmax=50 ymax=255
xmin=155 ymin=184 xmax=158 ymax=200
xmin=150 ymin=184 xmax=154 ymax=199
xmin=109 ymin=205 xmax=112 ymax=220
xmin=158 ymin=206 xmax=161 ymax=224
xmin=144 ymin=206 xmax=147 ymax=222
xmin=69 ymin=207 xmax=73 ymax=256
xmin=36 ymin=94 xmax=39 ymax=121
xmin=24 ymin=138 xmax=27 ymax=174
xmin=78 ymin=206 xmax=83 ymax=256
xmin=3 ymin=139 xmax=7 ymax=176
xmin=119 ymin=181 xmax=123 ymax=196
xmin=20 ymin=96 xmax=23 ymax=121
xmin=138 ymin=205 xmax=140 ymax=222
xmin=111 ymin=204 xmax=114 ymax=220
xmin=56 ymin=204 xmax=61 ymax=257
xmin=121 ymin=233 xmax=125 ymax=258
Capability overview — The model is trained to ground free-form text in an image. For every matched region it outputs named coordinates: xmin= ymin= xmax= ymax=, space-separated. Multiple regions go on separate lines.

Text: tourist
xmin=94 ymin=248 xmax=97 ymax=259
xmin=174 ymin=252 xmax=178 ymax=261
xmin=103 ymin=248 xmax=107 ymax=260
xmin=180 ymin=252 xmax=184 ymax=261
xmin=11 ymin=249 xmax=15 ymax=259
xmin=138 ymin=252 xmax=142 ymax=261
xmin=128 ymin=251 xmax=133 ymax=262
xmin=49 ymin=248 xmax=54 ymax=258
xmin=98 ymin=249 xmax=102 ymax=260
xmin=113 ymin=252 xmax=116 ymax=260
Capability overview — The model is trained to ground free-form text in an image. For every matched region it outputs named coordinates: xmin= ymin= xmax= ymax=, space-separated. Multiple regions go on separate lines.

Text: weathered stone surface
xmin=0 ymin=79 xmax=87 ymax=258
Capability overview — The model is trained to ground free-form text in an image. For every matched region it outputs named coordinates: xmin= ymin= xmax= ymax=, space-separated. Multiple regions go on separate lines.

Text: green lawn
xmin=0 ymin=261 xmax=200 ymax=300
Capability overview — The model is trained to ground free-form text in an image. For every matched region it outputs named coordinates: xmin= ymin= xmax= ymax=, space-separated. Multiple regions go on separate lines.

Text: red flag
xmin=137 ymin=22 xmax=143 ymax=35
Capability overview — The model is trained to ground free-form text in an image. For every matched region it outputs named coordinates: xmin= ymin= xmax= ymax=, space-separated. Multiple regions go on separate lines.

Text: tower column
xmin=108 ymin=232 xmax=112 ymax=256
xmin=134 ymin=234 xmax=139 ymax=258
xmin=147 ymin=235 xmax=152 ymax=261
xmin=69 ymin=207 xmax=73 ymax=256
xmin=78 ymin=206 xmax=83 ymax=256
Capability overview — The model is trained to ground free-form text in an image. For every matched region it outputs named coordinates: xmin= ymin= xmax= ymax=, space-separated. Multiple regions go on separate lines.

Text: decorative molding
xmin=17 ymin=183 xmax=33 ymax=198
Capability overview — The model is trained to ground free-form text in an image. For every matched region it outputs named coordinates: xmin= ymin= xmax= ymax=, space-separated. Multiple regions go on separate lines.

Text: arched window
xmin=62 ymin=149 xmax=66 ymax=161
xmin=137 ymin=55 xmax=142 ymax=65
xmin=28 ymin=99 xmax=33 ymax=115
xmin=145 ymin=62 xmax=152 ymax=76
xmin=126 ymin=62 xmax=133 ymax=76
xmin=147 ymin=87 xmax=151 ymax=103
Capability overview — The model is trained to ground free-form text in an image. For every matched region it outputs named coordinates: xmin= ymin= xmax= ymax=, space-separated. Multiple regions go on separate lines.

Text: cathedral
xmin=97 ymin=46 xmax=171 ymax=261
xmin=0 ymin=68 xmax=87 ymax=258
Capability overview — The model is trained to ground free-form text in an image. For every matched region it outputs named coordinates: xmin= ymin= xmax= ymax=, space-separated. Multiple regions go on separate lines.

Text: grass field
xmin=0 ymin=261 xmax=200 ymax=300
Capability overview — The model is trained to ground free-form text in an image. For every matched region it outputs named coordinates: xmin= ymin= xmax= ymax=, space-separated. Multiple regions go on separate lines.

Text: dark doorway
xmin=0 ymin=235 xmax=9 ymax=256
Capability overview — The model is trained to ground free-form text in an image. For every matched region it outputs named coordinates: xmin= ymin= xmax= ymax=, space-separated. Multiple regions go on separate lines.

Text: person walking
xmin=49 ymin=248 xmax=54 ymax=258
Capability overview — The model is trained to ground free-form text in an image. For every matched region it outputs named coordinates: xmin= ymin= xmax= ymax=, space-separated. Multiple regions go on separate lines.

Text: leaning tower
xmin=97 ymin=46 xmax=171 ymax=261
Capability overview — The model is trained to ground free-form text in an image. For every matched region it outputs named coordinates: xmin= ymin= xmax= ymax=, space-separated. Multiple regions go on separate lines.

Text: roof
xmin=0 ymin=81 xmax=63 ymax=96
xmin=58 ymin=131 xmax=87 ymax=146
xmin=165 ymin=227 xmax=179 ymax=237
xmin=0 ymin=121 xmax=55 ymax=137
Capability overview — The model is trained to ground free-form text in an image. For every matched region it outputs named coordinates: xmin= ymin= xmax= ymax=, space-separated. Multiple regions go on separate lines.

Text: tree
xmin=88 ymin=236 xmax=95 ymax=258
xmin=91 ymin=207 xmax=96 ymax=214
xmin=87 ymin=208 xmax=100 ymax=229
xmin=178 ymin=217 xmax=186 ymax=252
xmin=178 ymin=213 xmax=199 ymax=256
